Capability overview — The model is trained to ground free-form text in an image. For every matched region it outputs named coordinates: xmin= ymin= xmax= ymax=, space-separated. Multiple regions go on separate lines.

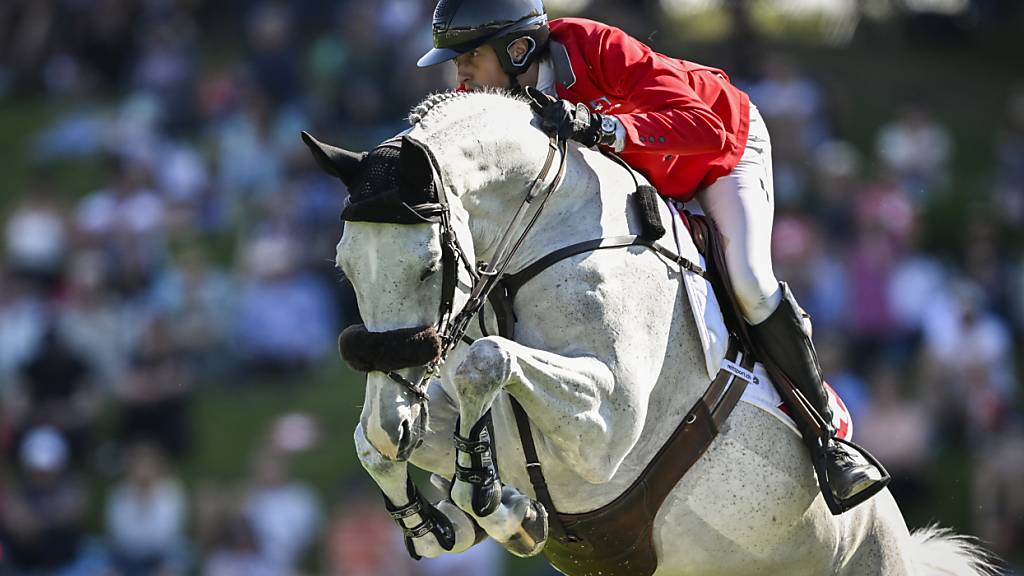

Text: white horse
xmin=309 ymin=91 xmax=999 ymax=576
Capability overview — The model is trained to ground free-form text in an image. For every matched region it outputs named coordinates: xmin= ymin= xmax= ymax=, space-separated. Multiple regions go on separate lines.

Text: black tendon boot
xmin=750 ymin=283 xmax=890 ymax=514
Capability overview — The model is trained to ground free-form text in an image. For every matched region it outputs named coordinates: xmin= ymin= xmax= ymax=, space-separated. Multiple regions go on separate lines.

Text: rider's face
xmin=454 ymin=45 xmax=509 ymax=91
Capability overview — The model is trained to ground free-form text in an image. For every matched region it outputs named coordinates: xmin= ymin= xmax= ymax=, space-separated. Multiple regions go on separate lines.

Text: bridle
xmin=340 ymin=133 xmax=569 ymax=405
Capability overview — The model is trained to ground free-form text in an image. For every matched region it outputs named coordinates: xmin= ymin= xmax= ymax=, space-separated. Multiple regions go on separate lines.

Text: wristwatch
xmin=598 ymin=115 xmax=619 ymax=147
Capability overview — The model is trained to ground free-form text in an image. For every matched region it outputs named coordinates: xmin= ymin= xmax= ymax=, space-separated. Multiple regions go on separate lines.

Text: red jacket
xmin=548 ymin=18 xmax=750 ymax=201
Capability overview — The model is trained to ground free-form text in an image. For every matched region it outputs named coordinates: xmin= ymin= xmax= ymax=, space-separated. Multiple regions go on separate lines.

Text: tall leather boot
xmin=750 ymin=283 xmax=889 ymax=514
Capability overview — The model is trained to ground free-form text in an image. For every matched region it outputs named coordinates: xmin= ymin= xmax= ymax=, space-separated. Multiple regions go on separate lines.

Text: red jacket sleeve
xmin=592 ymin=26 xmax=727 ymax=156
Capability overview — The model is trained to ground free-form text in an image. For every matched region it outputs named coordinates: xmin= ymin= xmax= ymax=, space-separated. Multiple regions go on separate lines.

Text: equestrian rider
xmin=416 ymin=0 xmax=887 ymax=514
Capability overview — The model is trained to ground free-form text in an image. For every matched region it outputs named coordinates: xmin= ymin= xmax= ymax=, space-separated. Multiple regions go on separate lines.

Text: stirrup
xmin=811 ymin=436 xmax=891 ymax=515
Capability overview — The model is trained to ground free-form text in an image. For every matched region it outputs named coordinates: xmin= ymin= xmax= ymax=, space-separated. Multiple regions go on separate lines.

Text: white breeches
xmin=697 ymin=105 xmax=782 ymax=325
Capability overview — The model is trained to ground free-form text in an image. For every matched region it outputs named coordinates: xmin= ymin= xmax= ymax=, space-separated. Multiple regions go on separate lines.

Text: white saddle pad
xmin=666 ymin=202 xmax=854 ymax=442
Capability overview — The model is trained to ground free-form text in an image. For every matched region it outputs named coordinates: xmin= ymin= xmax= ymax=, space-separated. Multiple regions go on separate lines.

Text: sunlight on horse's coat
xmin=325 ymin=91 xmax=999 ymax=576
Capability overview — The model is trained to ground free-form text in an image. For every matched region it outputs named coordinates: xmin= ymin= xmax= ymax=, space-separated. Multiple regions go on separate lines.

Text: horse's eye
xmin=420 ymin=261 xmax=441 ymax=281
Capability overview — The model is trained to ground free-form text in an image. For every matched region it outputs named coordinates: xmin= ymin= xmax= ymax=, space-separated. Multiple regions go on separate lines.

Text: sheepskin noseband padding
xmin=338 ymin=324 xmax=443 ymax=373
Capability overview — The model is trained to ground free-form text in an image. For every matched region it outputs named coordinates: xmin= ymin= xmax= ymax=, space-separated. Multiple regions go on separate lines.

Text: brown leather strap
xmin=508 ymin=396 xmax=574 ymax=543
xmin=541 ymin=342 xmax=755 ymax=576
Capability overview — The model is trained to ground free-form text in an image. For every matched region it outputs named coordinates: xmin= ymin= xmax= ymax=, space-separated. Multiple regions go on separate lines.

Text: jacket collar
xmin=549 ymin=40 xmax=576 ymax=90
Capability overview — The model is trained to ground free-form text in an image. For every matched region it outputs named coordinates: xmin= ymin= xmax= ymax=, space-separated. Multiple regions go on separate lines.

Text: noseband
xmin=338 ymin=324 xmax=443 ymax=375
xmin=339 ymin=133 xmax=567 ymax=403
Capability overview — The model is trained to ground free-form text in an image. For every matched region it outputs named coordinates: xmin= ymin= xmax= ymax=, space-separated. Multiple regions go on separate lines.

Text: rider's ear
xmin=400 ymin=136 xmax=436 ymax=204
xmin=301 ymin=131 xmax=366 ymax=187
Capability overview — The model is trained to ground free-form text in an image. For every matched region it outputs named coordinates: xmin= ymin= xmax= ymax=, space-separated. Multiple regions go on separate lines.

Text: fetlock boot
xmin=750 ymin=283 xmax=889 ymax=514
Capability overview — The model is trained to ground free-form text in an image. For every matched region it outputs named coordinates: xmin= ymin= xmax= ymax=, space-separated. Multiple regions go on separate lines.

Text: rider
xmin=416 ymin=0 xmax=887 ymax=514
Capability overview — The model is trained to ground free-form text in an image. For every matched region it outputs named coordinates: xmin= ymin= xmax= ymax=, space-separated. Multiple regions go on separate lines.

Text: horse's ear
xmin=301 ymin=131 xmax=366 ymax=187
xmin=400 ymin=136 xmax=435 ymax=203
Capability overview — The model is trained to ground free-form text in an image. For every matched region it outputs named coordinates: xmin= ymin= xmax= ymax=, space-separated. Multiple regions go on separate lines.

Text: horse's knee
xmin=354 ymin=423 xmax=396 ymax=478
xmin=455 ymin=337 xmax=513 ymax=394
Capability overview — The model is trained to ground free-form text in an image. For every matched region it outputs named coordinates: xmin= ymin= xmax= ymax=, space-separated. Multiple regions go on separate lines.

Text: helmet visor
xmin=418 ymin=46 xmax=466 ymax=67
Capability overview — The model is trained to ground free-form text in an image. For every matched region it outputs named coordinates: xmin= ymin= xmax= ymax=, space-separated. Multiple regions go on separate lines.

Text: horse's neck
xmin=461 ymin=145 xmax=633 ymax=271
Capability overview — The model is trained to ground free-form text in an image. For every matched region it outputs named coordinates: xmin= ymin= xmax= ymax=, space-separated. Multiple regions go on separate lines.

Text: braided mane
xmin=408 ymin=91 xmax=471 ymax=125
xmin=407 ymin=89 xmax=531 ymax=127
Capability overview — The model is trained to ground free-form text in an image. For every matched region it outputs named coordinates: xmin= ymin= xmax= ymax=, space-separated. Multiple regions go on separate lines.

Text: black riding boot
xmin=750 ymin=283 xmax=889 ymax=514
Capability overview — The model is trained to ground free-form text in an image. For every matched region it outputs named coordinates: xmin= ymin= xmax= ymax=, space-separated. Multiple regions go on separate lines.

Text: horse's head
xmin=303 ymin=128 xmax=475 ymax=461
xmin=307 ymin=92 xmax=549 ymax=461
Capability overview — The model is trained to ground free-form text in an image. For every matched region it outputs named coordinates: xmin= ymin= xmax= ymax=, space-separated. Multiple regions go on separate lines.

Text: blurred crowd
xmin=0 ymin=0 xmax=1022 ymax=574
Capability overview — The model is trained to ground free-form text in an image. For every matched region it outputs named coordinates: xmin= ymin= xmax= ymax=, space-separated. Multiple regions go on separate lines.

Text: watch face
xmin=601 ymin=117 xmax=616 ymax=133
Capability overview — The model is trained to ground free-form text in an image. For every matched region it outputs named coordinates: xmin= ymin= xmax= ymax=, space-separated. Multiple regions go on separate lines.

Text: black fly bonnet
xmin=302 ymin=131 xmax=462 ymax=392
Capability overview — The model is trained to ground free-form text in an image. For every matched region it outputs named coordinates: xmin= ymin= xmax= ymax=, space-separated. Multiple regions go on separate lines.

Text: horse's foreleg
xmin=449 ymin=338 xmax=552 ymax=557
xmin=459 ymin=336 xmax=628 ymax=483
xmin=354 ymin=422 xmax=479 ymax=559
xmin=450 ymin=335 xmax=626 ymax=556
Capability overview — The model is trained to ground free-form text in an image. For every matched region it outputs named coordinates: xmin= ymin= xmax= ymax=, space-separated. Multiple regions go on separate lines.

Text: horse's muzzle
xmin=338 ymin=323 xmax=443 ymax=374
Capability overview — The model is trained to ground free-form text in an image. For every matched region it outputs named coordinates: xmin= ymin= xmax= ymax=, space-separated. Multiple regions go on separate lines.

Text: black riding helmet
xmin=418 ymin=0 xmax=549 ymax=86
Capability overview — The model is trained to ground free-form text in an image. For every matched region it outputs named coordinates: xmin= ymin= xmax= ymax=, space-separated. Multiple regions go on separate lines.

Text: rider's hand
xmin=525 ymin=86 xmax=613 ymax=148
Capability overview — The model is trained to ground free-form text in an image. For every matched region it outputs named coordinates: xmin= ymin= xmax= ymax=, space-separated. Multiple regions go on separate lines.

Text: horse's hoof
xmin=503 ymin=499 xmax=549 ymax=558
xmin=471 ymin=480 xmax=502 ymax=517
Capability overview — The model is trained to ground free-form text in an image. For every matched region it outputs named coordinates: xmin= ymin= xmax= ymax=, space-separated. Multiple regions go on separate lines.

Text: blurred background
xmin=0 ymin=0 xmax=1021 ymax=574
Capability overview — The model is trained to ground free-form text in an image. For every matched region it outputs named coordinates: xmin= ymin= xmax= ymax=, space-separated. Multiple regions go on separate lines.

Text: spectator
xmin=202 ymin=515 xmax=280 ymax=576
xmin=233 ymin=232 xmax=335 ymax=373
xmin=0 ymin=427 xmax=90 ymax=574
xmin=5 ymin=323 xmax=100 ymax=466
xmin=919 ymin=280 xmax=1017 ymax=442
xmin=771 ymin=215 xmax=848 ymax=333
xmin=214 ymin=84 xmax=306 ymax=210
xmin=323 ymin=487 xmax=417 ymax=576
xmin=149 ymin=246 xmax=235 ymax=376
xmin=3 ymin=173 xmax=68 ymax=294
xmin=114 ymin=316 xmax=194 ymax=461
xmin=57 ymin=249 xmax=143 ymax=386
xmin=856 ymin=364 xmax=934 ymax=515
xmin=105 ymin=443 xmax=190 ymax=576
xmin=242 ymin=447 xmax=322 ymax=573
xmin=0 ymin=268 xmax=47 ymax=385
xmin=131 ymin=14 xmax=198 ymax=130
xmin=971 ymin=417 xmax=1024 ymax=562
xmin=994 ymin=83 xmax=1024 ymax=226
xmin=875 ymin=105 xmax=953 ymax=200
xmin=245 ymin=3 xmax=301 ymax=108
xmin=842 ymin=181 xmax=913 ymax=364
xmin=746 ymin=53 xmax=828 ymax=205
xmin=74 ymin=156 xmax=167 ymax=296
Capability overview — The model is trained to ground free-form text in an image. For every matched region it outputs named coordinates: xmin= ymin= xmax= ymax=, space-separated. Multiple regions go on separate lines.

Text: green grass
xmin=0 ymin=99 xmax=56 ymax=209
xmin=184 ymin=361 xmax=366 ymax=487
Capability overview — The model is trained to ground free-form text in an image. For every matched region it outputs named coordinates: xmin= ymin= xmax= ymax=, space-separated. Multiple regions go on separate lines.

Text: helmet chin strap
xmin=508 ymin=73 xmax=523 ymax=95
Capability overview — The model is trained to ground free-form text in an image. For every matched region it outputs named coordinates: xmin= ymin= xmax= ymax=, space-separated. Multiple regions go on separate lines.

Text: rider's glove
xmin=526 ymin=86 xmax=617 ymax=148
